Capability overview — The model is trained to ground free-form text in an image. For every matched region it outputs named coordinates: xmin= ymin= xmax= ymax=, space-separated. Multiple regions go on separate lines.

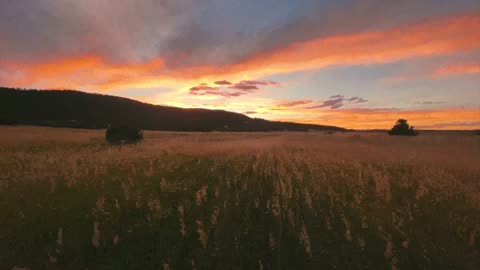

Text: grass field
xmin=1 ymin=126 xmax=479 ymax=269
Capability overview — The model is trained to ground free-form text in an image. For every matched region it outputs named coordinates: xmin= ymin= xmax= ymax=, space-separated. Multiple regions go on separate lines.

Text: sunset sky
xmin=1 ymin=0 xmax=479 ymax=129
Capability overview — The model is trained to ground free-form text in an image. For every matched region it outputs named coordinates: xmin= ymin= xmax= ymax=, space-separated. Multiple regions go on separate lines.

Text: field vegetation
xmin=1 ymin=126 xmax=479 ymax=269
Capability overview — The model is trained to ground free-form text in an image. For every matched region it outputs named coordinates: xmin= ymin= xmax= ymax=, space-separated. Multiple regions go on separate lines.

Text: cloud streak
xmin=432 ymin=62 xmax=480 ymax=78
xmin=276 ymin=100 xmax=313 ymax=107
xmin=307 ymin=95 xmax=368 ymax=109
xmin=228 ymin=84 xmax=258 ymax=91
xmin=214 ymin=80 xmax=232 ymax=85
xmin=228 ymin=14 xmax=480 ymax=79
xmin=416 ymin=121 xmax=480 ymax=129
xmin=188 ymin=80 xmax=278 ymax=98
xmin=414 ymin=101 xmax=447 ymax=105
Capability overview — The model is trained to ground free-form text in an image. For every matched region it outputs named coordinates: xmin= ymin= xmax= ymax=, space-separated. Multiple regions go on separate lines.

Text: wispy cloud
xmin=228 ymin=84 xmax=258 ymax=91
xmin=416 ymin=121 xmax=480 ymax=129
xmin=432 ymin=62 xmax=480 ymax=78
xmin=308 ymin=98 xmax=345 ymax=109
xmin=189 ymin=85 xmax=218 ymax=92
xmin=380 ymin=60 xmax=480 ymax=84
xmin=216 ymin=14 xmax=480 ymax=83
xmin=276 ymin=100 xmax=313 ymax=107
xmin=238 ymin=80 xmax=279 ymax=86
xmin=189 ymin=80 xmax=278 ymax=98
xmin=214 ymin=80 xmax=232 ymax=85
xmin=307 ymin=95 xmax=368 ymax=109
xmin=414 ymin=101 xmax=447 ymax=105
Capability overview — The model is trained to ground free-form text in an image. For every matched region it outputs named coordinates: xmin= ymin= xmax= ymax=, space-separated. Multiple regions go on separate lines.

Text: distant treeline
xmin=0 ymin=87 xmax=346 ymax=132
xmin=0 ymin=118 xmax=17 ymax=125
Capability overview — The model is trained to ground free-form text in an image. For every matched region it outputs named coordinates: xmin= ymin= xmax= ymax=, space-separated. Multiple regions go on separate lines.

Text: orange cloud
xmin=276 ymin=99 xmax=313 ymax=107
xmin=215 ymin=13 xmax=480 ymax=79
xmin=283 ymin=109 xmax=480 ymax=130
xmin=2 ymin=56 xmax=171 ymax=90
xmin=432 ymin=62 xmax=480 ymax=78
xmin=1 ymin=14 xmax=479 ymax=90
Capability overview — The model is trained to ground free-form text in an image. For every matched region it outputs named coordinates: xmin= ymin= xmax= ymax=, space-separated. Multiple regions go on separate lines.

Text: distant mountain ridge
xmin=0 ymin=87 xmax=347 ymax=132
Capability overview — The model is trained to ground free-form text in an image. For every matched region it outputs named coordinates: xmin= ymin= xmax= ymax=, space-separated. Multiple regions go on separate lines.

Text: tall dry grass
xmin=0 ymin=126 xmax=479 ymax=269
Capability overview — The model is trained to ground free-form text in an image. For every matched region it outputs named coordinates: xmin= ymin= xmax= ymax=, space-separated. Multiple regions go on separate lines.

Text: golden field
xmin=0 ymin=126 xmax=479 ymax=269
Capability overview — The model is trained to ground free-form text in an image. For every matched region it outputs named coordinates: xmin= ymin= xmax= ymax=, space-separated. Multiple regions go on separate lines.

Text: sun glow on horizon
xmin=1 ymin=7 xmax=479 ymax=129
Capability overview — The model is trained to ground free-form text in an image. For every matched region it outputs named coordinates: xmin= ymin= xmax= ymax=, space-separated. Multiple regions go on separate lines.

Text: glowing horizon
xmin=1 ymin=1 xmax=479 ymax=130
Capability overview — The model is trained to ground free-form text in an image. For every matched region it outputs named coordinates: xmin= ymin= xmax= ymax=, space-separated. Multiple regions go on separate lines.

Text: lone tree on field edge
xmin=106 ymin=126 xmax=143 ymax=144
xmin=388 ymin=119 xmax=418 ymax=136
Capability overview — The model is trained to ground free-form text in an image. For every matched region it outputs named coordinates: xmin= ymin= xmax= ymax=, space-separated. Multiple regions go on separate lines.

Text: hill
xmin=0 ymin=87 xmax=346 ymax=132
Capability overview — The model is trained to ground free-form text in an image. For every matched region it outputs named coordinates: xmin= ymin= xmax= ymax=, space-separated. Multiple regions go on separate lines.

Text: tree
xmin=388 ymin=119 xmax=418 ymax=136
xmin=106 ymin=126 xmax=143 ymax=144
